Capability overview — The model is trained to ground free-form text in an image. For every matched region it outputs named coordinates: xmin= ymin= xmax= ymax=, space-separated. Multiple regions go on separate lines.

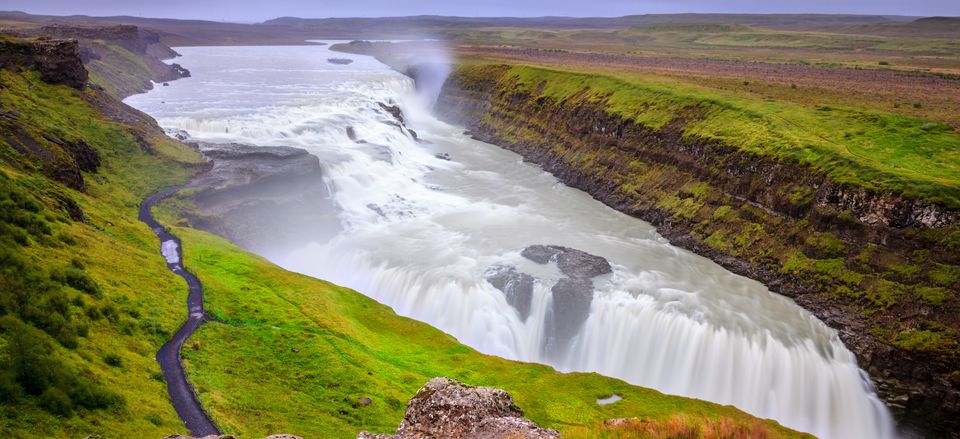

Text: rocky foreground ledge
xmin=162 ymin=378 xmax=556 ymax=439
xmin=359 ymin=377 xmax=559 ymax=439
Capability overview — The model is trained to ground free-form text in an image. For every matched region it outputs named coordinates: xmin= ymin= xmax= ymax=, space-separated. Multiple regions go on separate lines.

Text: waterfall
xmin=125 ymin=43 xmax=897 ymax=439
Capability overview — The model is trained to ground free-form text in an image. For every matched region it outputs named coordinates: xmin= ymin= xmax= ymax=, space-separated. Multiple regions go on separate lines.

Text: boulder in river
xmin=357 ymin=377 xmax=558 ymax=439
xmin=378 ymin=102 xmax=405 ymax=125
xmin=544 ymin=277 xmax=595 ymax=359
xmin=484 ymin=265 xmax=535 ymax=320
xmin=521 ymin=245 xmax=612 ymax=279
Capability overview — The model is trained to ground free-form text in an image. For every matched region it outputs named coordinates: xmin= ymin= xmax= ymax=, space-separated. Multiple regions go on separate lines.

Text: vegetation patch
xmin=470 ymin=64 xmax=960 ymax=207
xmin=163 ymin=223 xmax=806 ymax=438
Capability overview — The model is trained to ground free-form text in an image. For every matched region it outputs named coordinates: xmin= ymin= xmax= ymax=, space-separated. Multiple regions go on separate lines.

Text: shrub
xmin=103 ymin=353 xmax=122 ymax=367
xmin=145 ymin=412 xmax=164 ymax=426
xmin=878 ymin=61 xmax=890 ymax=66
xmin=39 ymin=387 xmax=73 ymax=417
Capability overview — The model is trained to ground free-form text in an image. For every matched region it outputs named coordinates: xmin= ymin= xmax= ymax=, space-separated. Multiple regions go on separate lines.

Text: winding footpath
xmin=139 ymin=188 xmax=221 ymax=437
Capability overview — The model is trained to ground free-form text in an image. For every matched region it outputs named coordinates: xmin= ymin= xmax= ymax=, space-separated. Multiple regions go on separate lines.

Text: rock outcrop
xmin=0 ymin=38 xmax=88 ymax=88
xmin=25 ymin=24 xmax=191 ymax=98
xmin=521 ymin=245 xmax=610 ymax=359
xmin=485 ymin=245 xmax=612 ymax=359
xmin=521 ymin=244 xmax=612 ymax=279
xmin=357 ymin=377 xmax=559 ymax=439
xmin=484 ymin=265 xmax=535 ymax=320
xmin=183 ymin=142 xmax=339 ymax=255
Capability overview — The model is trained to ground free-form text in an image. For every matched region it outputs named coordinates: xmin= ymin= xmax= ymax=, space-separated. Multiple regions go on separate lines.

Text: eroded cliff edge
xmin=434 ymin=64 xmax=960 ymax=437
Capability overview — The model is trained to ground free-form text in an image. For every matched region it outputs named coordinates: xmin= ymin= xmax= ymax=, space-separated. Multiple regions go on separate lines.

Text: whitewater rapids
xmin=126 ymin=43 xmax=896 ymax=439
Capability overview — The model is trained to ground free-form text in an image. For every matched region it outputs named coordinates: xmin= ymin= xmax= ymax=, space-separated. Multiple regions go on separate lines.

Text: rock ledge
xmin=358 ymin=377 xmax=559 ymax=439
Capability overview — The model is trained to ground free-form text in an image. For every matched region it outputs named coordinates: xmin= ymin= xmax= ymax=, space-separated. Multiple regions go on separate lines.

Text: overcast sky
xmin=5 ymin=0 xmax=958 ymax=22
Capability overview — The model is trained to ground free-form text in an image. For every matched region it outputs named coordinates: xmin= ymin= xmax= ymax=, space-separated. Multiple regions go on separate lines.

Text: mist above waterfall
xmin=125 ymin=43 xmax=897 ymax=439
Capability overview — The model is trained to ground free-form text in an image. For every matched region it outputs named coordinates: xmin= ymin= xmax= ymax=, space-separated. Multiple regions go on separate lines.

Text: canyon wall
xmin=434 ymin=64 xmax=960 ymax=437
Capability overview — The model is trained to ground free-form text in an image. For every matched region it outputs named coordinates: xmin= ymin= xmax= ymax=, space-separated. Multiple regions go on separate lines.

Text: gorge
xmin=125 ymin=43 xmax=897 ymax=439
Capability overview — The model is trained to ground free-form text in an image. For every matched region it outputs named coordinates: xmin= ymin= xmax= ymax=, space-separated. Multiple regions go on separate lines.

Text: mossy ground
xmin=0 ymin=68 xmax=203 ymax=437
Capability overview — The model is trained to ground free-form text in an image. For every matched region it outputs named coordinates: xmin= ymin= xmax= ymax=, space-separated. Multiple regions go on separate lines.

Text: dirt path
xmin=139 ymin=188 xmax=221 ymax=437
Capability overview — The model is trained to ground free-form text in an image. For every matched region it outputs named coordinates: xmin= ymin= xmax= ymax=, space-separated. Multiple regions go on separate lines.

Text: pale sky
xmin=4 ymin=0 xmax=958 ymax=22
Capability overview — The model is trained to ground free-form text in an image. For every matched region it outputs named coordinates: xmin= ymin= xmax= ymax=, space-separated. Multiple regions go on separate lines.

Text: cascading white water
xmin=126 ymin=43 xmax=897 ymax=439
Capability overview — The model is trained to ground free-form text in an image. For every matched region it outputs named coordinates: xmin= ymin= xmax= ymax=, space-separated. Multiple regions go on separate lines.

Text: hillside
xmin=0 ymin=28 xmax=807 ymax=439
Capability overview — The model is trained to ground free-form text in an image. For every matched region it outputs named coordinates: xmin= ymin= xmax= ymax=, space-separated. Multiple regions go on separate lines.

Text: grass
xmin=0 ymin=67 xmax=203 ymax=437
xmin=565 ymin=414 xmax=776 ymax=439
xmin=474 ymin=64 xmax=960 ymax=207
xmin=158 ymin=222 xmax=808 ymax=439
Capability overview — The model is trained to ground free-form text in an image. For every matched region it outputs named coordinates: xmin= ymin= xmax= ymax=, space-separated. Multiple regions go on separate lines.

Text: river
xmin=125 ymin=43 xmax=896 ymax=439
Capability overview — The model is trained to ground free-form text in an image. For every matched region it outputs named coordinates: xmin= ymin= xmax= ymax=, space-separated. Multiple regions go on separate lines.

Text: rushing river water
xmin=126 ymin=44 xmax=896 ymax=438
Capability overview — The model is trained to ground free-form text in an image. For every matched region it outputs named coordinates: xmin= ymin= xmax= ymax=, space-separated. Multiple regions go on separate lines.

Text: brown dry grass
xmin=565 ymin=414 xmax=782 ymax=439
xmin=454 ymin=46 xmax=960 ymax=128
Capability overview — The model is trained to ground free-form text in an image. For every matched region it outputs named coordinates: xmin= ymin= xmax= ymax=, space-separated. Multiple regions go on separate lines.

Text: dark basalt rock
xmin=378 ymin=102 xmax=405 ymax=125
xmin=544 ymin=277 xmax=594 ymax=359
xmin=521 ymin=245 xmax=612 ymax=279
xmin=346 ymin=126 xmax=358 ymax=141
xmin=484 ymin=265 xmax=535 ymax=320
xmin=61 ymin=139 xmax=100 ymax=173
xmin=0 ymin=38 xmax=88 ymax=89
xmin=556 ymin=248 xmax=612 ymax=279
xmin=520 ymin=244 xmax=561 ymax=264
xmin=327 ymin=57 xmax=354 ymax=65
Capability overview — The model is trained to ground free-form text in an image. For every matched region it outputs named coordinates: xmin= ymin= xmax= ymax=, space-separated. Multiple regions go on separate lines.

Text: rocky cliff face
xmin=358 ymin=377 xmax=559 ymax=439
xmin=24 ymin=24 xmax=190 ymax=98
xmin=435 ymin=65 xmax=960 ymax=437
xmin=181 ymin=142 xmax=338 ymax=255
xmin=0 ymin=38 xmax=88 ymax=88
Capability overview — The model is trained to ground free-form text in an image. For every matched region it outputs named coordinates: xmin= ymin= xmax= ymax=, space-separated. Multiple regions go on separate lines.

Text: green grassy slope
xmin=0 ymin=68 xmax=205 ymax=438
xmin=150 ymin=218 xmax=808 ymax=438
xmin=491 ymin=64 xmax=960 ymax=207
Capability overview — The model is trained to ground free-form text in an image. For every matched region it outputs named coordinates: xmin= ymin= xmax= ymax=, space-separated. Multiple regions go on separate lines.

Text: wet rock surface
xmin=486 ymin=245 xmax=611 ymax=359
xmin=357 ymin=377 xmax=559 ymax=439
xmin=484 ymin=265 xmax=535 ymax=320
xmin=544 ymin=277 xmax=595 ymax=358
xmin=185 ymin=142 xmax=339 ymax=254
xmin=522 ymin=245 xmax=612 ymax=279
xmin=378 ymin=102 xmax=405 ymax=125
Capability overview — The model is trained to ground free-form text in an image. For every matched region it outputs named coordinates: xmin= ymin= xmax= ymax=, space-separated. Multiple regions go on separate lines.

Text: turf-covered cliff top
xmin=454 ymin=63 xmax=960 ymax=208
